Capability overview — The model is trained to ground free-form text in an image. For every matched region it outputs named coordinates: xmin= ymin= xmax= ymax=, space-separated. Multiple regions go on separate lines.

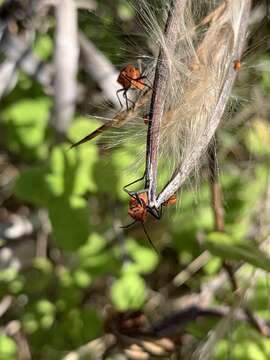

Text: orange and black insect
xmin=126 ymin=191 xmax=177 ymax=252
xmin=70 ymin=65 xmax=151 ymax=149
xmin=128 ymin=192 xmax=177 ymax=223
xmin=116 ymin=64 xmax=151 ymax=110
xmin=128 ymin=192 xmax=149 ymax=223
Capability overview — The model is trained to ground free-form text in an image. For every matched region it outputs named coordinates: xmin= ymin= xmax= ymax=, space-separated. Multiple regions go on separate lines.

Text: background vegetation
xmin=0 ymin=0 xmax=270 ymax=359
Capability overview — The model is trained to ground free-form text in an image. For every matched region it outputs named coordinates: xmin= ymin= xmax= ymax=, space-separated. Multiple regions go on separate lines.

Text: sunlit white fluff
xmin=79 ymin=0 xmax=251 ymax=204
xmin=154 ymin=0 xmax=251 ymax=207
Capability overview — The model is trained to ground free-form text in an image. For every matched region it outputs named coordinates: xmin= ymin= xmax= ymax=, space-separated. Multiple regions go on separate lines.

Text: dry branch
xmin=0 ymin=26 xmax=54 ymax=98
xmin=79 ymin=31 xmax=120 ymax=107
xmin=53 ymin=0 xmax=79 ymax=133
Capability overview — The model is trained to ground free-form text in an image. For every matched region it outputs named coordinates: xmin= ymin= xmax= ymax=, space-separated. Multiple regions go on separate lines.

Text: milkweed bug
xmin=126 ymin=191 xmax=177 ymax=252
xmin=116 ymin=64 xmax=151 ymax=110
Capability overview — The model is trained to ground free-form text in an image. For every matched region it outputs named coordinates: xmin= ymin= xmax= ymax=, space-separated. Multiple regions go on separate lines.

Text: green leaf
xmin=248 ymin=277 xmax=270 ymax=318
xmin=33 ymin=258 xmax=53 ymax=275
xmin=92 ymin=155 xmax=118 ymax=196
xmin=8 ymin=278 xmax=24 ymax=294
xmin=47 ymin=143 xmax=98 ymax=196
xmin=36 ymin=299 xmax=56 ymax=315
xmin=67 ymin=116 xmax=101 ymax=144
xmin=23 ymin=267 xmax=52 ymax=294
xmin=48 ymin=196 xmax=90 ymax=250
xmin=33 ymin=34 xmax=53 ymax=60
xmin=74 ymin=143 xmax=98 ymax=194
xmin=110 ymin=272 xmax=146 ymax=310
xmin=0 ymin=335 xmax=17 ymax=360
xmin=22 ymin=313 xmax=39 ymax=334
xmin=2 ymin=98 xmax=51 ymax=159
xmin=214 ymin=325 xmax=270 ymax=360
xmin=111 ymin=148 xmax=144 ymax=200
xmin=14 ymin=166 xmax=50 ymax=206
xmin=57 ymin=267 xmax=73 ymax=287
xmin=203 ymin=256 xmax=221 ymax=276
xmin=117 ymin=2 xmax=134 ymax=20
xmin=78 ymin=234 xmax=117 ymax=277
xmin=40 ymin=314 xmax=55 ymax=330
xmin=52 ymin=308 xmax=102 ymax=349
xmin=206 ymin=232 xmax=238 ymax=246
xmin=15 ymin=141 xmax=98 ymax=211
xmin=245 ymin=118 xmax=270 ymax=157
xmin=79 ymin=233 xmax=106 ymax=257
xmin=204 ymin=232 xmax=270 ymax=272
xmin=73 ymin=269 xmax=92 ymax=288
xmin=80 ymin=309 xmax=102 ymax=341
xmin=125 ymin=239 xmax=159 ymax=274
xmin=0 ymin=268 xmax=18 ymax=282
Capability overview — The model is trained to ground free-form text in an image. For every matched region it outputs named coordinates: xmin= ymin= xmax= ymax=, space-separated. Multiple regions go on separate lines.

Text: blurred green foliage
xmin=0 ymin=334 xmax=17 ymax=360
xmin=0 ymin=1 xmax=270 ymax=359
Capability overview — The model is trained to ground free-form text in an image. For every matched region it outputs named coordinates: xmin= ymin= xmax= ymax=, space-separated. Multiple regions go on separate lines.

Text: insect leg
xmin=122 ymin=89 xmax=129 ymax=110
xmin=121 ymin=220 xmax=159 ymax=254
xmin=136 ymin=75 xmax=152 ymax=89
xmin=116 ymin=88 xmax=125 ymax=108
xmin=123 ymin=172 xmax=146 ymax=199
xmin=126 ymin=96 xmax=136 ymax=109
xmin=121 ymin=220 xmax=137 ymax=229
xmin=142 ymin=222 xmax=159 ymax=254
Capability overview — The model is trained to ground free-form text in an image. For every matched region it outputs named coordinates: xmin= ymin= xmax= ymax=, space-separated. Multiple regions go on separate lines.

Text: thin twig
xmin=5 ymin=321 xmax=32 ymax=360
xmin=208 ymin=141 xmax=238 ymax=291
xmin=0 ymin=295 xmax=12 ymax=318
xmin=0 ymin=60 xmax=17 ymax=98
xmin=173 ymin=250 xmax=211 ymax=287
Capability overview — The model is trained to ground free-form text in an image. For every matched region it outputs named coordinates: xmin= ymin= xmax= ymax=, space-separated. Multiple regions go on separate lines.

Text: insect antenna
xmin=120 ymin=217 xmax=159 ymax=254
xmin=142 ymin=222 xmax=159 ymax=255
xmin=121 ymin=220 xmax=137 ymax=229
xmin=123 ymin=173 xmax=146 ymax=199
